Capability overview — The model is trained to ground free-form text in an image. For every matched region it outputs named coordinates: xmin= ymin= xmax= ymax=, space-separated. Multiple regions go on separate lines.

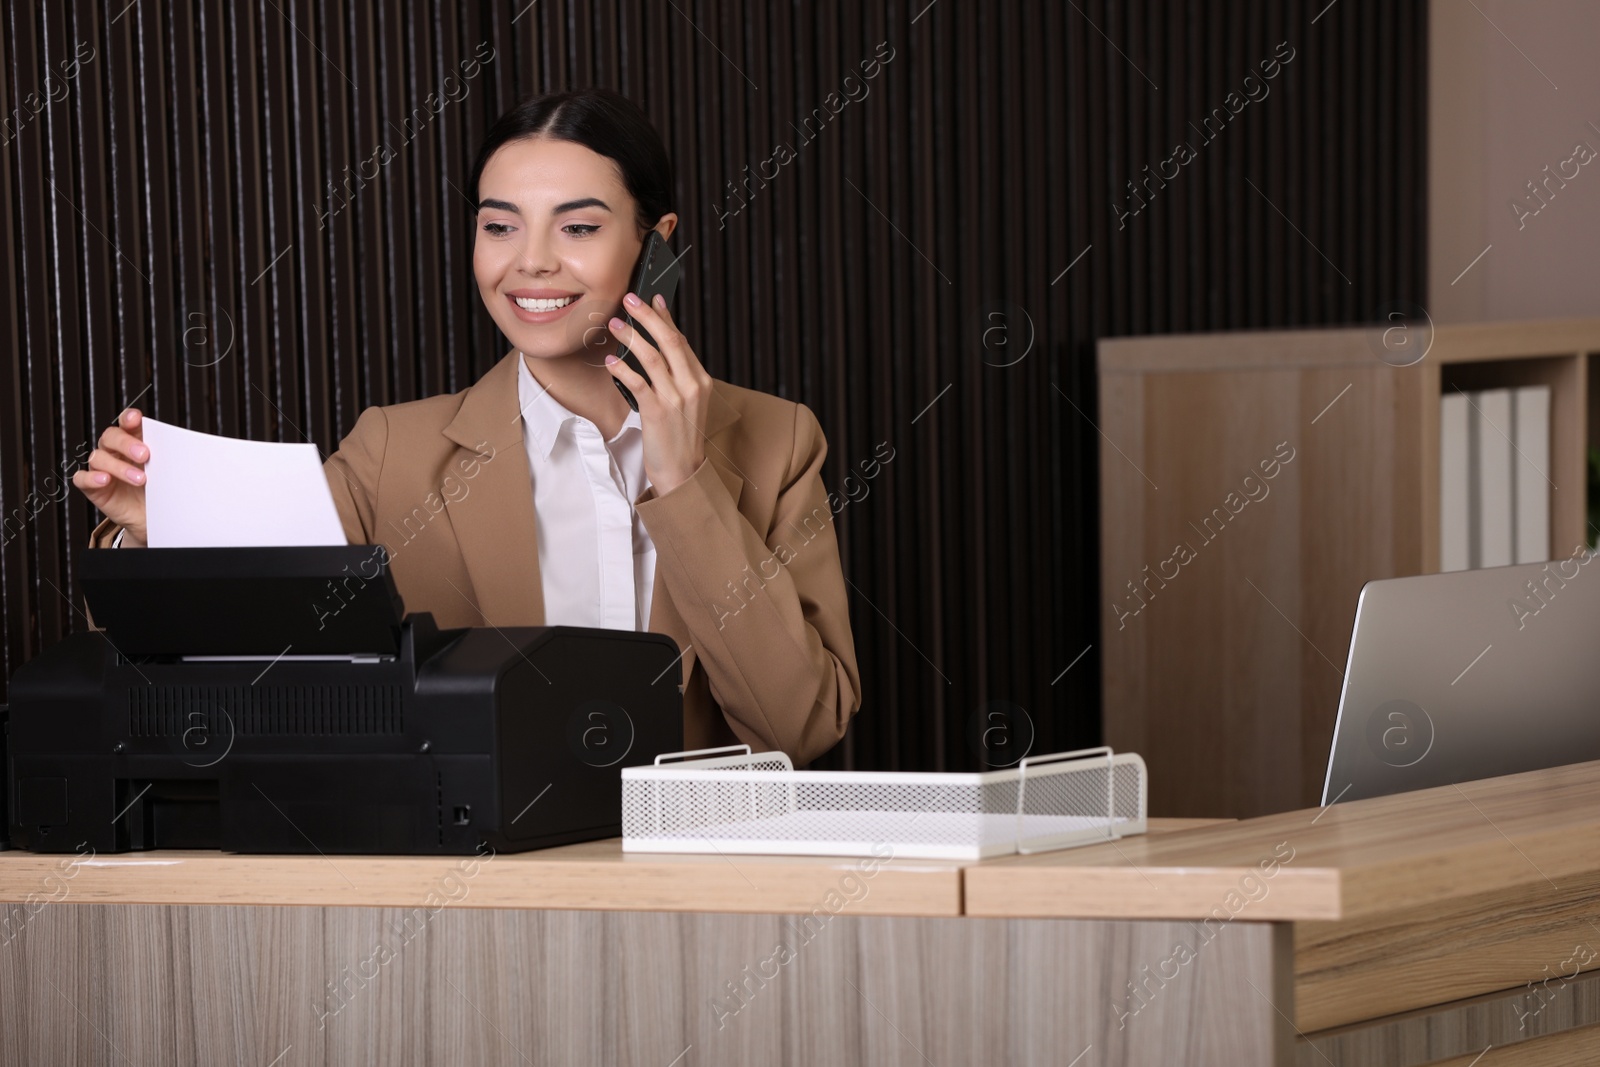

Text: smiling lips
xmin=507 ymin=290 xmax=580 ymax=322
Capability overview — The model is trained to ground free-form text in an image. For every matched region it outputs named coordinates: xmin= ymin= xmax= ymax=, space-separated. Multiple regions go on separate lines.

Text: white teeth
xmin=515 ymin=295 xmax=578 ymax=311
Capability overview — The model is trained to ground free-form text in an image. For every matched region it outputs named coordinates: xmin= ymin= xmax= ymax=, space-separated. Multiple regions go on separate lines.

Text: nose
xmin=515 ymin=227 xmax=558 ymax=276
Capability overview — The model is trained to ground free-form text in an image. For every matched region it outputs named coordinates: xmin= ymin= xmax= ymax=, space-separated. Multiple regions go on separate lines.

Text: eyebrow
xmin=476 ymin=197 xmax=614 ymax=215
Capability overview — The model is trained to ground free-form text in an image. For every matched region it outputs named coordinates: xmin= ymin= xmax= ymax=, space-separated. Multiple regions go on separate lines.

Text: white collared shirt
xmin=515 ymin=353 xmax=657 ymax=631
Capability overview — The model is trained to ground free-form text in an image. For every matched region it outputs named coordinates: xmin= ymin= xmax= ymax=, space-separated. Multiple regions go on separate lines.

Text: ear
xmin=652 ymin=213 xmax=679 ymax=243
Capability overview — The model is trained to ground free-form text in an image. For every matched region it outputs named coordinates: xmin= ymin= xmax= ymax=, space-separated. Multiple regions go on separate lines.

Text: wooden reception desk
xmin=4 ymin=761 xmax=1599 ymax=1066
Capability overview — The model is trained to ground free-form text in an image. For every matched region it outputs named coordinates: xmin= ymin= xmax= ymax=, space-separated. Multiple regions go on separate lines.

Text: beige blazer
xmin=90 ymin=350 xmax=863 ymax=765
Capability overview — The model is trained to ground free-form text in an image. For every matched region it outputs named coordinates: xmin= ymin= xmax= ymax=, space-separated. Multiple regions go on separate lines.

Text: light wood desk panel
xmin=0 ymin=905 xmax=1294 ymax=1067
xmin=0 ymin=819 xmax=1284 ymax=1066
xmin=964 ymin=761 xmax=1600 ymax=1064
xmin=6 ymin=765 xmax=1599 ymax=1065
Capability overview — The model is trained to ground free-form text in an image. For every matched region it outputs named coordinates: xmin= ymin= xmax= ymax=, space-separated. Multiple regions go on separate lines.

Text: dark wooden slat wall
xmin=0 ymin=0 xmax=1426 ymax=771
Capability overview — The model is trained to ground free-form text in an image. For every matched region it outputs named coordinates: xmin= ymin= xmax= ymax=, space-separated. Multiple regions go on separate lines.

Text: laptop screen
xmin=1323 ymin=553 xmax=1600 ymax=804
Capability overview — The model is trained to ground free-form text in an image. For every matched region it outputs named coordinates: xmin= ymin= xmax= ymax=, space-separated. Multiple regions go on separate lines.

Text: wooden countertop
xmin=0 ymin=837 xmax=966 ymax=916
xmin=0 ymin=819 xmax=1213 ymax=917
xmin=965 ymin=759 xmax=1600 ymax=921
xmin=6 ymin=759 xmax=1596 ymax=922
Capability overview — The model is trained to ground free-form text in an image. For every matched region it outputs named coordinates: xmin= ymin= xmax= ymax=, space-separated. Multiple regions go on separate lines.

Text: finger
xmin=622 ymin=292 xmax=681 ymax=345
xmin=120 ymin=407 xmax=145 ymax=440
xmin=72 ymin=468 xmax=112 ymax=494
xmin=87 ymin=448 xmax=147 ymax=485
xmin=603 ymin=351 xmax=653 ymax=401
xmin=626 ymin=290 xmax=675 ymax=327
xmin=631 ymin=292 xmax=709 ymax=387
xmin=649 ymin=292 xmax=683 ymax=332
xmin=656 ymin=292 xmax=713 ymax=388
xmin=622 ymin=293 xmax=686 ymax=368
xmin=608 ymin=316 xmax=668 ymax=376
xmin=614 ymin=301 xmax=695 ymax=397
xmin=99 ymin=425 xmax=149 ymax=463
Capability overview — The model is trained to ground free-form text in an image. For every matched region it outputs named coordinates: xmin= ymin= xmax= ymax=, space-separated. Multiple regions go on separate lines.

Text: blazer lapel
xmin=438 ymin=350 xmax=747 ymax=637
xmin=441 ymin=351 xmax=546 ymax=626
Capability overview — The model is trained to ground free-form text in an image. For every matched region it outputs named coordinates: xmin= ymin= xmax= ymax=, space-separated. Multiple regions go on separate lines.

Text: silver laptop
xmin=1322 ymin=557 xmax=1600 ymax=805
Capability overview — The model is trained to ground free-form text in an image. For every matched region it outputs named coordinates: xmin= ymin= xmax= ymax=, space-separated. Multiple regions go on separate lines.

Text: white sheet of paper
xmin=141 ymin=418 xmax=348 ymax=547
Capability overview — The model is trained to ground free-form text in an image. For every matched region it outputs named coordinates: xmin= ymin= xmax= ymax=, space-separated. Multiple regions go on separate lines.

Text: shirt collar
xmin=516 ymin=352 xmax=641 ymax=460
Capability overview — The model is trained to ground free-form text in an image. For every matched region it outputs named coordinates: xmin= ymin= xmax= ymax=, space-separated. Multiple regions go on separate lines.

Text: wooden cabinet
xmin=1097 ymin=319 xmax=1600 ymax=818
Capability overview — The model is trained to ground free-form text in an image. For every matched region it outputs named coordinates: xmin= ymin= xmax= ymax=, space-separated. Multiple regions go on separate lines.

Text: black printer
xmin=3 ymin=546 xmax=682 ymax=855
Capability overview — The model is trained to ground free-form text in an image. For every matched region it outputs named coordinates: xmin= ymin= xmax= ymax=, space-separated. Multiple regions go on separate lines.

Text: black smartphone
xmin=613 ymin=230 xmax=683 ymax=412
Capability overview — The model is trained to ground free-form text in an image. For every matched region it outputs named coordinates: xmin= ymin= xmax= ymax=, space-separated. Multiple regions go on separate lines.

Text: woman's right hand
xmin=73 ymin=407 xmax=149 ymax=547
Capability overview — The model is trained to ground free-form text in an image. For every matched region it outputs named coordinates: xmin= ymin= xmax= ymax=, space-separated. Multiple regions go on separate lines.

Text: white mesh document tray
xmin=621 ymin=745 xmax=1148 ymax=860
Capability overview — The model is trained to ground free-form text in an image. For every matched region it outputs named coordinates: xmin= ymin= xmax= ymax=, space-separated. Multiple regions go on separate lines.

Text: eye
xmin=563 ymin=224 xmax=599 ymax=237
xmin=481 ymin=221 xmax=514 ymax=237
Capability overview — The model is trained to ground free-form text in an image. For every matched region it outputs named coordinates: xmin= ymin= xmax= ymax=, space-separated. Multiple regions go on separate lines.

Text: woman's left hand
xmin=606 ymin=292 xmax=711 ymax=497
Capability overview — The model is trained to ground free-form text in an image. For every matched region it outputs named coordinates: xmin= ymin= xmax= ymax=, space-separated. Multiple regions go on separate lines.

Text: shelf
xmin=1097 ymin=319 xmax=1600 ymax=818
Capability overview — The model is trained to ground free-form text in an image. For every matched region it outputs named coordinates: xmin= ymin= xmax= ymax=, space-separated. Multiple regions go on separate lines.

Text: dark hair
xmin=468 ymin=87 xmax=675 ymax=233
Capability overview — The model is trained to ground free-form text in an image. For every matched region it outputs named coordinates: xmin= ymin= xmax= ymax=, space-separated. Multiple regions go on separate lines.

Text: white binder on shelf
xmin=1513 ymin=385 xmax=1551 ymax=564
xmin=1440 ymin=391 xmax=1470 ymax=572
xmin=1474 ymin=389 xmax=1514 ymax=569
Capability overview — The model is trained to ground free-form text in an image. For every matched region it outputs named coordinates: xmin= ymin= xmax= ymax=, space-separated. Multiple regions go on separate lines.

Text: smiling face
xmin=473 ymin=135 xmax=676 ymax=362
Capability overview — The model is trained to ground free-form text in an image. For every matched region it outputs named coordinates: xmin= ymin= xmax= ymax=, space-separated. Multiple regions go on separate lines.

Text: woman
xmin=72 ymin=88 xmax=861 ymax=766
